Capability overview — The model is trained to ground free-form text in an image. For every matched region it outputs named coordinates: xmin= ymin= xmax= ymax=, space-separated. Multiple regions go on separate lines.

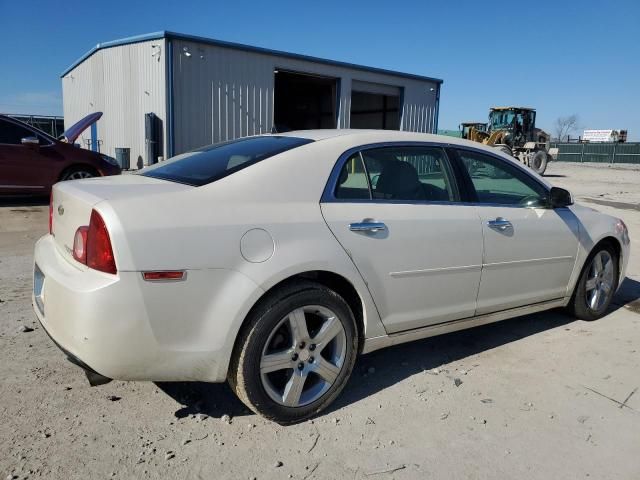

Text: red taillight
xmin=72 ymin=226 xmax=88 ymax=264
xmin=87 ymin=210 xmax=117 ymax=274
xmin=49 ymin=192 xmax=53 ymax=235
xmin=74 ymin=210 xmax=117 ymax=274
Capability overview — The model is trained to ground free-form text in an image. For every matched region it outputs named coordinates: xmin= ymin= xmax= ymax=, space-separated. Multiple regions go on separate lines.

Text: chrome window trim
xmin=321 ymin=141 xmax=463 ymax=205
xmin=321 ymin=141 xmax=554 ymax=208
xmin=358 ymin=151 xmax=374 ymax=200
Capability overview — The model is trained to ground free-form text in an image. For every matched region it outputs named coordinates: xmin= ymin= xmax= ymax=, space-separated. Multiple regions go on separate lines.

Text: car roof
xmin=274 ymin=129 xmax=551 ymax=187
xmin=276 ymin=129 xmax=483 ymax=149
xmin=278 ymin=129 xmax=460 ymax=142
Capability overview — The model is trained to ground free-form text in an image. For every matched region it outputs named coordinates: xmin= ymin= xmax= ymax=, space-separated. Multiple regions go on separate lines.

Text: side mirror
xmin=549 ymin=186 xmax=573 ymax=208
xmin=21 ymin=136 xmax=40 ymax=148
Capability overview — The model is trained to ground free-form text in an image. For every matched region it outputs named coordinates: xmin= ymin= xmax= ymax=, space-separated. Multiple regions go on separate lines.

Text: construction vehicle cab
xmin=489 ymin=107 xmax=546 ymax=145
xmin=459 ymin=122 xmax=488 ymax=140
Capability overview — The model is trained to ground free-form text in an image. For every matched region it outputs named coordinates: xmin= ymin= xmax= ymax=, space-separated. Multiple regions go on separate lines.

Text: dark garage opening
xmin=350 ymin=91 xmax=400 ymax=130
xmin=350 ymin=81 xmax=400 ymax=130
xmin=273 ymin=70 xmax=338 ymax=132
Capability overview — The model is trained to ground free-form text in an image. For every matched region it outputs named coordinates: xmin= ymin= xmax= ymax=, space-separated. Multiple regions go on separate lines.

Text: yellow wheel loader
xmin=461 ymin=107 xmax=557 ymax=175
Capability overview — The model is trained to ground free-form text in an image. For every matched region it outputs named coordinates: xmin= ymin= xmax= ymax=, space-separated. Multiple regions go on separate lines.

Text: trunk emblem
xmin=58 ymin=205 xmax=64 ymax=216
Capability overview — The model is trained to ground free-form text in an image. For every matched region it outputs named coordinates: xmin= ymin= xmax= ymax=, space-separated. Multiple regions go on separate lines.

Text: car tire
xmin=530 ymin=151 xmax=548 ymax=175
xmin=498 ymin=145 xmax=513 ymax=156
xmin=568 ymin=244 xmax=619 ymax=321
xmin=228 ymin=281 xmax=359 ymax=424
xmin=61 ymin=168 xmax=96 ymax=181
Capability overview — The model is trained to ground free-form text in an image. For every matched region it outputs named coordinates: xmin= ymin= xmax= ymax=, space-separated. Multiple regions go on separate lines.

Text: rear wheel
xmin=568 ymin=246 xmax=618 ymax=320
xmin=229 ymin=282 xmax=358 ymax=424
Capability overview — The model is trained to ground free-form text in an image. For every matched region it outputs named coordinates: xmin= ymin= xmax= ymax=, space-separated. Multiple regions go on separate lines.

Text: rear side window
xmin=362 ymin=146 xmax=457 ymax=202
xmin=332 ymin=145 xmax=458 ymax=202
xmin=141 ymin=136 xmax=313 ymax=186
xmin=335 ymin=153 xmax=370 ymax=200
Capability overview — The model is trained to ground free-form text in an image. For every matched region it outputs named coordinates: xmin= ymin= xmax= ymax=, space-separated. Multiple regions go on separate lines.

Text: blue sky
xmin=1 ymin=0 xmax=638 ymax=139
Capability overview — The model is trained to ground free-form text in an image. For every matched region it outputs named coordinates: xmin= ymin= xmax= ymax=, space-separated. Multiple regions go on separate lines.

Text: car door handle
xmin=349 ymin=221 xmax=387 ymax=233
xmin=487 ymin=217 xmax=512 ymax=231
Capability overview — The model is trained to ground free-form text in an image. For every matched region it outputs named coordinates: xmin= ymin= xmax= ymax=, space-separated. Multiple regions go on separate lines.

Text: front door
xmin=0 ymin=118 xmax=54 ymax=194
xmin=321 ymin=145 xmax=484 ymax=333
xmin=453 ymin=148 xmax=579 ymax=314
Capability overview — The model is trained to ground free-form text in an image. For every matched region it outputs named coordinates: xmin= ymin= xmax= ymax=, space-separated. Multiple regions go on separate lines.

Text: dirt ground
xmin=1 ymin=162 xmax=639 ymax=480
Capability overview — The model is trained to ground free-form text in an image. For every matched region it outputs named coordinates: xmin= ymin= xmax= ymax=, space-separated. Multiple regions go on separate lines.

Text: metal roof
xmin=490 ymin=106 xmax=536 ymax=111
xmin=60 ymin=31 xmax=444 ymax=84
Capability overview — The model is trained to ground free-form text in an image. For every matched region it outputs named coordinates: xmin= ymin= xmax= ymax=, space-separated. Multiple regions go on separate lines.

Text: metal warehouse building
xmin=62 ymin=31 xmax=443 ymax=168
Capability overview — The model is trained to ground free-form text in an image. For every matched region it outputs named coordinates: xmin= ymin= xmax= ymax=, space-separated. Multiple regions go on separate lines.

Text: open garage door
xmin=273 ymin=70 xmax=338 ymax=132
xmin=350 ymin=80 xmax=401 ymax=130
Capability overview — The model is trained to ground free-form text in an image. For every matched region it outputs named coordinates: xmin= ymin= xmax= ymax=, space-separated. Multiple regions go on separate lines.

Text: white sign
xmin=583 ymin=130 xmax=616 ymax=142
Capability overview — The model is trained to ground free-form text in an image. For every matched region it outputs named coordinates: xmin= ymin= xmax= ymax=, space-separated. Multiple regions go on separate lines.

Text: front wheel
xmin=497 ymin=145 xmax=513 ymax=156
xmin=568 ymin=246 xmax=618 ymax=321
xmin=61 ymin=168 xmax=96 ymax=181
xmin=229 ymin=282 xmax=358 ymax=424
xmin=529 ymin=151 xmax=548 ymax=175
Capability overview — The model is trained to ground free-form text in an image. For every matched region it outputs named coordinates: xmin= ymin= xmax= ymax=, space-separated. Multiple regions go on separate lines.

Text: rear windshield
xmin=141 ymin=136 xmax=313 ymax=186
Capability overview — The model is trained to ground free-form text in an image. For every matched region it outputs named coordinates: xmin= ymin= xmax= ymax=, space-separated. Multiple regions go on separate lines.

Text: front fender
xmin=565 ymin=204 xmax=630 ymax=297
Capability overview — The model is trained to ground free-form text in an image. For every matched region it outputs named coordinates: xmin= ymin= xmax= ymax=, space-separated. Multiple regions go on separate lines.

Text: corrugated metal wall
xmin=63 ymin=35 xmax=441 ymax=165
xmin=551 ymin=142 xmax=640 ymax=164
xmin=171 ymin=39 xmax=440 ymax=155
xmin=62 ymin=39 xmax=167 ymax=167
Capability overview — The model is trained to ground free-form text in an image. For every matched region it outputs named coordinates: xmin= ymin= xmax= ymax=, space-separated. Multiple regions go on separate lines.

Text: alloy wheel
xmin=66 ymin=171 xmax=93 ymax=180
xmin=260 ymin=305 xmax=347 ymax=407
xmin=585 ymin=250 xmax=614 ymax=312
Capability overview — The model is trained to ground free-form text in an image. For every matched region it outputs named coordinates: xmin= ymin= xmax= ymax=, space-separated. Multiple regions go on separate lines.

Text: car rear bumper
xmin=37 ymin=315 xmax=113 ymax=386
xmin=32 ymin=234 xmax=262 ymax=383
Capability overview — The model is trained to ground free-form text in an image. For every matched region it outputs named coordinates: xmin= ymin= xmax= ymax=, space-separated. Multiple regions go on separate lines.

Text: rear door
xmin=452 ymin=148 xmax=579 ymax=314
xmin=0 ymin=118 xmax=56 ymax=193
xmin=321 ymin=144 xmax=484 ymax=333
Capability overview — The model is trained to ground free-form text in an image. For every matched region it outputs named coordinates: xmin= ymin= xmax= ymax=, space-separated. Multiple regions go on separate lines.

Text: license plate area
xmin=34 ymin=264 xmax=45 ymax=315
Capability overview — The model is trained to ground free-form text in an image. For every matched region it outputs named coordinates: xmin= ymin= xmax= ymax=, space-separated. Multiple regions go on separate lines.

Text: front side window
xmin=0 ymin=119 xmax=34 ymax=145
xmin=361 ymin=146 xmax=457 ymax=202
xmin=456 ymin=149 xmax=548 ymax=206
xmin=141 ymin=136 xmax=313 ymax=186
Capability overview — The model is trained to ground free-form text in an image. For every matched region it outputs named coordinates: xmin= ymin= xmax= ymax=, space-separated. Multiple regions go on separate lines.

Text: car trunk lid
xmin=51 ymin=175 xmax=192 ymax=264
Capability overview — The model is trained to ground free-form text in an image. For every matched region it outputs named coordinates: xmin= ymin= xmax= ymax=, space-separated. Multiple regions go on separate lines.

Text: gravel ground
xmin=1 ymin=161 xmax=639 ymax=480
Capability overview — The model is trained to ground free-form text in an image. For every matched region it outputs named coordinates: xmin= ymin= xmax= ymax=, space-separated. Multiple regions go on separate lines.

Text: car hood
xmin=61 ymin=112 xmax=103 ymax=143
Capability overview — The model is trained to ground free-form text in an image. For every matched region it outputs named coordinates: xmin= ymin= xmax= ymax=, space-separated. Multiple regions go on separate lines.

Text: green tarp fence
xmin=551 ymin=142 xmax=640 ymax=164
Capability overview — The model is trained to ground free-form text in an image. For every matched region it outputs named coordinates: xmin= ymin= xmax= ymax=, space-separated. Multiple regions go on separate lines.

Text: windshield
xmin=141 ymin=136 xmax=313 ymax=186
xmin=490 ymin=110 xmax=515 ymax=130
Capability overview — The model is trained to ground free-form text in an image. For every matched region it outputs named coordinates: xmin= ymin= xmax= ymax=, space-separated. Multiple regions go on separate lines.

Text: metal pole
xmin=612 ymin=142 xmax=617 ymax=164
xmin=580 ymin=143 xmax=584 ymax=163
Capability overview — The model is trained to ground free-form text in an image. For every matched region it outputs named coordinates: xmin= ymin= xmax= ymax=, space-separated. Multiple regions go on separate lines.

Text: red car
xmin=0 ymin=112 xmax=121 ymax=195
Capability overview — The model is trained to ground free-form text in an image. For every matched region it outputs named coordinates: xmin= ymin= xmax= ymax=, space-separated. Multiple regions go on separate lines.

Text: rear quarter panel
xmin=100 ymin=139 xmax=387 ymax=374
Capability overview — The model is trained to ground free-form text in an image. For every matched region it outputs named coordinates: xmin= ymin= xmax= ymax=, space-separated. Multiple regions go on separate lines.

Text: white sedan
xmin=33 ymin=130 xmax=630 ymax=424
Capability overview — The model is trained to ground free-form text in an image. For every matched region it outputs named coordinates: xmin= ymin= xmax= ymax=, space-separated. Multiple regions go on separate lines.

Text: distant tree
xmin=554 ymin=115 xmax=579 ymax=142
